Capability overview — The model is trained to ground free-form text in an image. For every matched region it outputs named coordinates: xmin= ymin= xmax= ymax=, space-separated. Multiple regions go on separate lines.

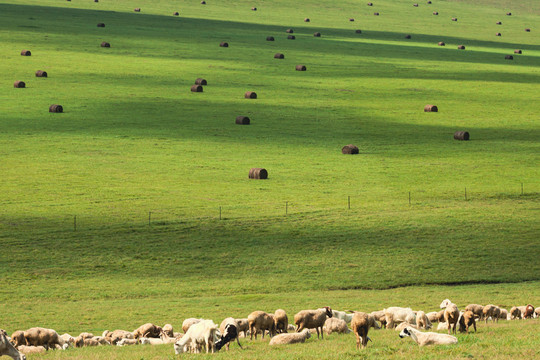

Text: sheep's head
xmin=174 ymin=342 xmax=184 ymax=354
xmin=399 ymin=328 xmax=411 ymax=338
xmin=440 ymin=299 xmax=452 ymax=309
xmin=325 ymin=307 xmax=333 ymax=318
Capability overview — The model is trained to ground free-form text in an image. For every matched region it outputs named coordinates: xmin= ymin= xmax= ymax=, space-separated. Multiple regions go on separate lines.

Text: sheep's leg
xmin=473 ymin=322 xmax=477 ymax=332
xmin=236 ymin=336 xmax=243 ymax=349
xmin=355 ymin=333 xmax=360 ymax=350
xmin=447 ymin=322 xmax=451 ymax=335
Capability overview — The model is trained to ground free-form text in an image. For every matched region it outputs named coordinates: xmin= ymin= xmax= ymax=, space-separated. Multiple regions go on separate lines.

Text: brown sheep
xmin=458 ymin=310 xmax=477 ymax=333
xmin=426 ymin=310 xmax=444 ymax=323
xmin=132 ymin=323 xmax=162 ymax=339
xmin=77 ymin=332 xmax=94 ymax=340
xmin=443 ymin=304 xmax=459 ymax=334
xmin=248 ymin=311 xmax=276 ymax=340
xmin=499 ymin=308 xmax=508 ymax=320
xmin=483 ymin=304 xmax=501 ymax=323
xmin=23 ymin=328 xmax=67 ymax=350
xmin=370 ymin=310 xmax=387 ymax=328
xmin=464 ymin=304 xmax=484 ymax=320
xmin=104 ymin=329 xmax=133 ymax=345
xmin=523 ymin=304 xmax=535 ymax=319
xmin=75 ymin=338 xmax=100 ymax=347
xmin=162 ymin=324 xmax=174 ymax=337
xmin=274 ymin=309 xmax=289 ymax=334
xmin=234 ymin=319 xmax=249 ymax=337
xmin=351 ymin=312 xmax=374 ymax=349
xmin=10 ymin=331 xmax=25 ymax=347
xmin=294 ymin=307 xmax=333 ymax=339
xmin=17 ymin=345 xmax=45 ymax=354
xmin=1 ymin=329 xmax=26 ymax=360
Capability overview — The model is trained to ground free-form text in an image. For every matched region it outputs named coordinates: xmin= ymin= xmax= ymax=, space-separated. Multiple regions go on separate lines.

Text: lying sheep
xmin=174 ymin=320 xmax=218 ymax=354
xmin=458 ymin=310 xmax=477 ymax=333
xmin=415 ymin=311 xmax=432 ymax=330
xmin=16 ymin=345 xmax=45 ymax=355
xmin=294 ymin=307 xmax=333 ymax=339
xmin=483 ymin=304 xmax=501 ymax=324
xmin=399 ymin=327 xmax=458 ymax=346
xmin=394 ymin=322 xmax=418 ymax=332
xmin=248 ymin=311 xmax=276 ymax=340
xmin=323 ymin=317 xmax=350 ymax=334
xmin=60 ymin=333 xmax=75 ymax=345
xmin=105 ymin=330 xmax=133 ymax=345
xmin=116 ymin=338 xmax=139 ymax=346
xmin=23 ymin=328 xmax=67 ymax=350
xmin=1 ymin=330 xmax=26 ymax=360
xmin=91 ymin=336 xmax=110 ymax=345
xmin=78 ymin=332 xmax=94 ymax=340
xmin=269 ymin=329 xmax=310 ymax=345
xmin=351 ymin=312 xmax=374 ymax=349
xmin=440 ymin=300 xmax=459 ymax=334
xmin=464 ymin=304 xmax=484 ymax=320
xmin=384 ymin=307 xmax=416 ymax=329
xmin=287 ymin=324 xmax=296 ymax=332
xmin=274 ymin=309 xmax=289 ymax=334
xmin=132 ymin=323 xmax=162 ymax=339
xmin=77 ymin=338 xmax=100 ymax=347
xmin=140 ymin=337 xmax=164 ymax=345
xmin=162 ymin=324 xmax=174 ymax=337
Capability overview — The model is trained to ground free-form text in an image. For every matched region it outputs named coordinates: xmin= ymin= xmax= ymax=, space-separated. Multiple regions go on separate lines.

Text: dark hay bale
xmin=505 ymin=55 xmax=513 ymax=60
xmin=314 ymin=32 xmax=321 ymax=37
xmin=367 ymin=2 xmax=373 ymax=6
xmin=414 ymin=3 xmax=419 ymax=7
xmin=424 ymin=104 xmax=438 ymax=112
xmin=495 ymin=32 xmax=501 ymax=36
xmin=452 ymin=17 xmax=457 ymax=21
xmin=245 ymin=91 xmax=257 ymax=99
xmin=266 ymin=36 xmax=275 ymax=41
xmin=35 ymin=70 xmax=47 ymax=77
xmin=173 ymin=12 xmax=179 ymax=16
xmin=433 ymin=11 xmax=438 ymax=15
xmin=287 ymin=35 xmax=295 ymax=39
xmin=14 ymin=81 xmax=25 ymax=88
xmin=195 ymin=78 xmax=207 ymax=85
xmin=514 ymin=49 xmax=522 ymax=54
xmin=220 ymin=42 xmax=229 ymax=47
xmin=274 ymin=53 xmax=284 ymax=59
xmin=191 ymin=85 xmax=203 ymax=92
xmin=20 ymin=50 xmax=31 ymax=56
xmin=374 ymin=12 xmax=379 ymax=16
xmin=295 ymin=65 xmax=307 ymax=71
xmin=525 ymin=28 xmax=530 ymax=32
xmin=97 ymin=23 xmax=105 ymax=27
xmin=506 ymin=12 xmax=511 ymax=16
xmin=457 ymin=45 xmax=465 ymax=49
xmin=49 ymin=104 xmax=63 ymax=113
xmin=349 ymin=18 xmax=355 ymax=21
xmin=101 ymin=41 xmax=110 ymax=47
xmin=134 ymin=8 xmax=140 ymax=12
xmin=251 ymin=7 xmax=257 ymax=11
xmin=286 ymin=29 xmax=294 ymax=33
xmin=405 ymin=34 xmax=411 ymax=39
xmin=438 ymin=41 xmax=445 ymax=46
xmin=454 ymin=131 xmax=469 ymax=141
xmin=304 ymin=18 xmax=310 ymax=22
xmin=355 ymin=29 xmax=362 ymax=33
xmin=496 ymin=21 xmax=502 ymax=25
xmin=342 ymin=144 xmax=359 ymax=154
xmin=249 ymin=168 xmax=268 ymax=179
xmin=236 ymin=116 xmax=250 ymax=125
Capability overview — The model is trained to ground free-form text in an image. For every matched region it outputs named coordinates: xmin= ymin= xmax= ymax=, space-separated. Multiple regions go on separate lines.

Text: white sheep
xmin=399 ymin=326 xmax=458 ymax=346
xmin=394 ymin=322 xmax=418 ymax=332
xmin=331 ymin=310 xmax=354 ymax=323
xmin=174 ymin=320 xmax=218 ymax=354
xmin=384 ymin=307 xmax=416 ymax=329
xmin=415 ymin=311 xmax=432 ymax=329
xmin=140 ymin=337 xmax=164 ymax=345
xmin=269 ymin=329 xmax=311 ymax=345
xmin=323 ymin=317 xmax=351 ymax=334
xmin=116 ymin=338 xmax=139 ymax=346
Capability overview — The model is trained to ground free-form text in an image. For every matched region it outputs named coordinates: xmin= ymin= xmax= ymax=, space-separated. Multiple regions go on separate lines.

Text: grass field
xmin=0 ymin=0 xmax=539 ymax=358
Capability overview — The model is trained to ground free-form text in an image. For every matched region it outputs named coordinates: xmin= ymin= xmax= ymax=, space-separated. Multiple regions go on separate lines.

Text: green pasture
xmin=0 ymin=0 xmax=539 ymax=358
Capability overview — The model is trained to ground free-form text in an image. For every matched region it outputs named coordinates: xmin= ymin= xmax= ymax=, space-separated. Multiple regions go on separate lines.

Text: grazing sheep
xmin=394 ymin=322 xmax=418 ymax=332
xmin=248 ymin=311 xmax=276 ymax=340
xmin=370 ymin=310 xmax=387 ymax=328
xmin=234 ymin=319 xmax=249 ymax=337
xmin=162 ymin=324 xmax=174 ymax=337
xmin=132 ymin=323 xmax=162 ymax=339
xmin=458 ymin=310 xmax=477 ymax=333
xmin=499 ymin=308 xmax=508 ymax=320
xmin=116 ymin=338 xmax=139 ymax=346
xmin=323 ymin=317 xmax=351 ymax=334
xmin=440 ymin=300 xmax=459 ymax=334
xmin=523 ymin=305 xmax=535 ymax=319
xmin=294 ymin=307 xmax=333 ymax=339
xmin=384 ymin=307 xmax=416 ymax=329
xmin=269 ymin=329 xmax=310 ymax=345
xmin=9 ymin=332 xmax=25 ymax=348
xmin=104 ymin=330 xmax=133 ymax=345
xmin=217 ymin=318 xmax=242 ymax=350
xmin=23 ymin=328 xmax=67 ymax=350
xmin=534 ymin=307 xmax=540 ymax=318
xmin=60 ymin=333 xmax=75 ymax=345
xmin=182 ymin=318 xmax=204 ymax=333
xmin=174 ymin=320 xmax=218 ymax=354
xmin=274 ymin=309 xmax=289 ymax=333
xmin=332 ymin=309 xmax=354 ymax=323
xmin=351 ymin=312 xmax=373 ymax=349
xmin=1 ymin=330 xmax=26 ymax=360
xmin=483 ymin=304 xmax=501 ymax=323
xmin=416 ymin=311 xmax=432 ymax=329
xmin=399 ymin=327 xmax=457 ymax=346
xmin=16 ymin=345 xmax=45 ymax=355
xmin=465 ymin=304 xmax=484 ymax=320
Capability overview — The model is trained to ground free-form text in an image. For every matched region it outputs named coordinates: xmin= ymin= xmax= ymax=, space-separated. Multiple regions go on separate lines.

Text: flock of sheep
xmin=1 ymin=300 xmax=538 ymax=358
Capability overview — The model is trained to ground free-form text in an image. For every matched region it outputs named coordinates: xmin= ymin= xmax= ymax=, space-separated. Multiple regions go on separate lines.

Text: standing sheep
xmin=248 ymin=311 xmax=276 ymax=340
xmin=174 ymin=320 xmax=218 ymax=354
xmin=483 ymin=304 xmax=501 ymax=323
xmin=370 ymin=310 xmax=387 ymax=328
xmin=323 ymin=317 xmax=351 ymax=334
xmin=274 ymin=309 xmax=289 ymax=334
xmin=132 ymin=323 xmax=162 ymax=339
xmin=464 ymin=304 xmax=484 ymax=320
xmin=23 ymin=328 xmax=67 ymax=350
xmin=104 ymin=329 xmax=133 ymax=345
xmin=9 ymin=331 xmax=25 ymax=348
xmin=415 ymin=311 xmax=432 ymax=329
xmin=440 ymin=300 xmax=459 ymax=334
xmin=218 ymin=318 xmax=242 ymax=350
xmin=351 ymin=312 xmax=374 ymax=349
xmin=294 ymin=307 xmax=333 ymax=339
xmin=269 ymin=329 xmax=310 ymax=345
xmin=499 ymin=308 xmax=508 ymax=320
xmin=523 ymin=305 xmax=535 ymax=319
xmin=384 ymin=307 xmax=416 ymax=329
xmin=458 ymin=310 xmax=477 ymax=333
xmin=234 ymin=319 xmax=249 ymax=337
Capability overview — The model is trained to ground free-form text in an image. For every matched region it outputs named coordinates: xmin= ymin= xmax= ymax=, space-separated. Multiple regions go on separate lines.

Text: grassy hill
xmin=0 ymin=0 xmax=539 ymax=358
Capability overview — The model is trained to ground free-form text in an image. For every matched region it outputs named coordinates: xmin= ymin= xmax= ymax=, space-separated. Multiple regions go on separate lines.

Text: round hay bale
xmin=304 ymin=18 xmax=310 ymax=22
xmin=525 ymin=28 xmax=530 ymax=32
xmin=496 ymin=21 xmax=502 ymax=25
xmin=14 ymin=81 xmax=26 ymax=88
xmin=286 ymin=29 xmax=294 ymax=33
xmin=342 ymin=144 xmax=359 ymax=154
xmin=251 ymin=7 xmax=257 ymax=11
xmin=20 ymin=50 xmax=31 ymax=56
xmin=452 ymin=17 xmax=457 ymax=21
xmin=245 ymin=91 xmax=257 ymax=99
xmin=413 ymin=4 xmax=419 ymax=7
xmin=374 ymin=12 xmax=379 ymax=16
xmin=438 ymin=41 xmax=445 ymax=46
xmin=97 ymin=23 xmax=105 ymax=27
xmin=173 ymin=12 xmax=179 ymax=16
xmin=454 ymin=131 xmax=469 ymax=141
xmin=314 ymin=32 xmax=321 ymax=37
xmin=433 ymin=11 xmax=438 ymax=15
xmin=274 ymin=53 xmax=284 ymax=59
xmin=195 ymin=78 xmax=207 ymax=85
xmin=134 ymin=8 xmax=141 ymax=12
xmin=266 ymin=36 xmax=275 ymax=41
xmin=35 ymin=70 xmax=47 ymax=77
xmin=101 ymin=41 xmax=110 ymax=47
xmin=506 ymin=12 xmax=511 ymax=16
xmin=514 ymin=49 xmax=522 ymax=54
xmin=49 ymin=104 xmax=63 ymax=113
xmin=457 ymin=45 xmax=465 ymax=49
xmin=287 ymin=35 xmax=295 ymax=40
xmin=405 ymin=34 xmax=411 ymax=39
xmin=355 ymin=29 xmax=362 ymax=33
xmin=505 ymin=55 xmax=513 ymax=60
xmin=191 ymin=85 xmax=203 ymax=92
xmin=424 ymin=104 xmax=438 ymax=112
xmin=367 ymin=2 xmax=373 ymax=6
xmin=220 ymin=42 xmax=229 ymax=47
xmin=249 ymin=168 xmax=268 ymax=179
xmin=236 ymin=116 xmax=250 ymax=125
xmin=349 ymin=18 xmax=355 ymax=21
xmin=495 ymin=32 xmax=501 ymax=36
xmin=295 ymin=65 xmax=307 ymax=71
